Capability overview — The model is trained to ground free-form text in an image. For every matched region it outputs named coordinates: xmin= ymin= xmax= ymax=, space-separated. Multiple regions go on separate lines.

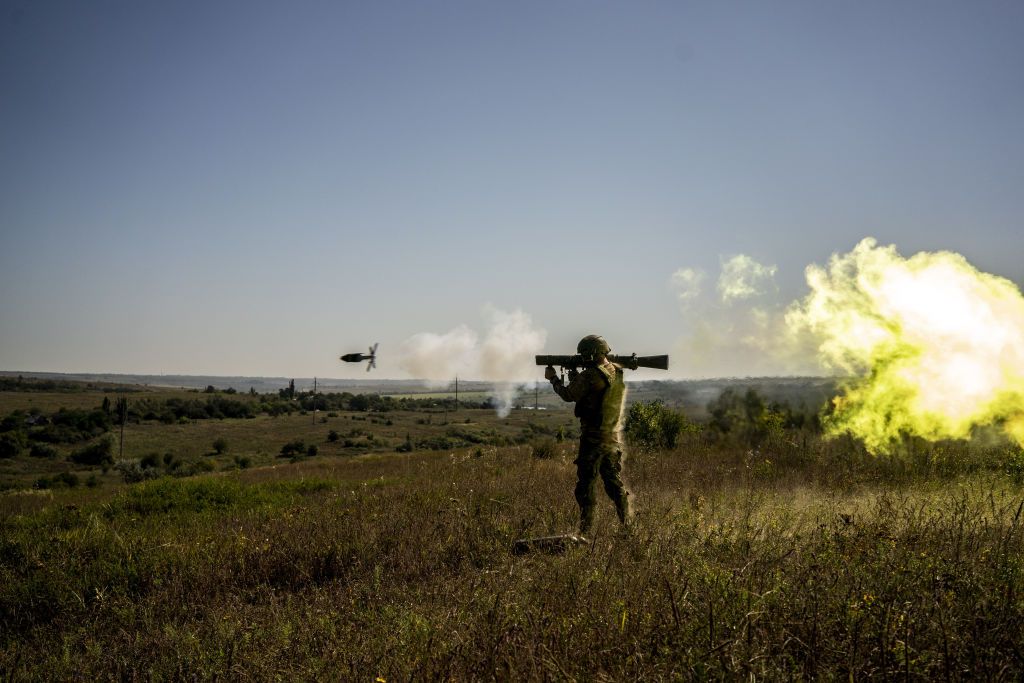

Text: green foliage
xmin=0 ymin=430 xmax=27 ymax=458
xmin=29 ymin=442 xmax=59 ymax=459
xmin=115 ymin=395 xmax=129 ymax=425
xmin=327 ymin=430 xmax=339 ymax=443
xmin=115 ymin=459 xmax=162 ymax=484
xmin=707 ymin=388 xmax=797 ymax=448
xmin=625 ymin=400 xmax=695 ymax=450
xmin=212 ymin=438 xmax=229 ymax=455
xmin=69 ymin=436 xmax=114 ymax=466
xmin=31 ymin=408 xmax=111 ymax=443
xmin=1005 ymin=447 xmax=1024 ymax=483
xmin=279 ymin=440 xmax=306 ymax=458
xmin=396 ymin=433 xmax=414 ymax=453
xmin=33 ymin=471 xmax=80 ymax=489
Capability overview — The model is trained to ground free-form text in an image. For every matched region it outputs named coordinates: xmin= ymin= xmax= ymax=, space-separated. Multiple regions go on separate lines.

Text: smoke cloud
xmin=718 ymin=255 xmax=778 ymax=303
xmin=670 ymin=254 xmax=809 ymax=378
xmin=785 ymin=238 xmax=1024 ymax=453
xmin=398 ymin=306 xmax=546 ymax=417
xmin=670 ymin=267 xmax=706 ymax=308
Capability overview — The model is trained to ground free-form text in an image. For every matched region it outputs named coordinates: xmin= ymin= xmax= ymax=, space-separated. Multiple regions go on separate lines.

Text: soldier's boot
xmin=614 ymin=491 xmax=633 ymax=529
xmin=578 ymin=505 xmax=595 ymax=538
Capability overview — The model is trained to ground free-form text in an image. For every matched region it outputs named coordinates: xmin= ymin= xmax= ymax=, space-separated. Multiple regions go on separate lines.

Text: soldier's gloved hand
xmin=544 ymin=366 xmax=557 ymax=382
xmin=567 ymin=368 xmax=580 ymax=381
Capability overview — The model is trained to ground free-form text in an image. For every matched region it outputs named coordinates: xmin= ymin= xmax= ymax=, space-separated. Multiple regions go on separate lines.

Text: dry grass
xmin=2 ymin=433 xmax=1023 ymax=679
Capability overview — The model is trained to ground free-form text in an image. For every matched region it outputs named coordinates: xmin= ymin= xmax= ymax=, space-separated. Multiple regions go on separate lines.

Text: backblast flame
xmin=786 ymin=238 xmax=1024 ymax=453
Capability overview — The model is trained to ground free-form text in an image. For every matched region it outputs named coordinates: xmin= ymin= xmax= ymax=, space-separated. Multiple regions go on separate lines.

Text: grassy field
xmin=2 ymin=382 xmax=1023 ymax=679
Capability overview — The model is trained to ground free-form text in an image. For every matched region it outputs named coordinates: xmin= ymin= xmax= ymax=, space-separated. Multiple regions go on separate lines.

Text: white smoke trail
xmin=718 ymin=254 xmax=778 ymax=303
xmin=398 ymin=306 xmax=547 ymax=417
xmin=670 ymin=254 xmax=816 ymax=377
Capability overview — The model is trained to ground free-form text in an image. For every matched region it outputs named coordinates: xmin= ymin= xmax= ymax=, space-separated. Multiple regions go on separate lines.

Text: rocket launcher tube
xmin=535 ymin=354 xmax=669 ymax=371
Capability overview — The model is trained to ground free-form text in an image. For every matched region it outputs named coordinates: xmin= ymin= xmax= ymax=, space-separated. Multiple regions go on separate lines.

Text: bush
xmin=212 ymin=438 xmax=229 ymax=455
xmin=327 ymin=430 xmax=339 ymax=443
xmin=55 ymin=471 xmax=80 ymax=488
xmin=69 ymin=437 xmax=114 ymax=466
xmin=140 ymin=452 xmax=162 ymax=469
xmin=707 ymin=388 xmax=789 ymax=448
xmin=306 ymin=445 xmax=318 ymax=457
xmin=234 ymin=455 xmax=252 ymax=469
xmin=34 ymin=471 xmax=81 ymax=489
xmin=29 ymin=443 xmax=59 ymax=459
xmin=0 ymin=431 xmax=27 ymax=458
xmin=625 ymin=400 xmax=694 ymax=450
xmin=279 ymin=440 xmax=306 ymax=458
xmin=115 ymin=459 xmax=162 ymax=484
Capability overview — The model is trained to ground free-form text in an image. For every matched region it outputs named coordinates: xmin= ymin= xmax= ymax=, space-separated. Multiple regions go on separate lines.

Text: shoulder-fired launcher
xmin=535 ymin=353 xmax=669 ymax=371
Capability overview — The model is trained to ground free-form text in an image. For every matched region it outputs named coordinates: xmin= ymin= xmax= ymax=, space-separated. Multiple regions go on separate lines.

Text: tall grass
xmin=2 ymin=438 xmax=1022 ymax=679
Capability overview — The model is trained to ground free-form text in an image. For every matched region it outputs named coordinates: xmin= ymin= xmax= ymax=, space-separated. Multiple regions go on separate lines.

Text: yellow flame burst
xmin=786 ymin=238 xmax=1024 ymax=453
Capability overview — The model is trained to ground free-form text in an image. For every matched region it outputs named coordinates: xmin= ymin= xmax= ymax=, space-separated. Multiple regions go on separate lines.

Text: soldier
xmin=545 ymin=334 xmax=632 ymax=537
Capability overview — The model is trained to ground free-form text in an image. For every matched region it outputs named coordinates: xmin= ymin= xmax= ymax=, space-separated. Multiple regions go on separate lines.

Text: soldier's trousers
xmin=574 ymin=438 xmax=631 ymax=535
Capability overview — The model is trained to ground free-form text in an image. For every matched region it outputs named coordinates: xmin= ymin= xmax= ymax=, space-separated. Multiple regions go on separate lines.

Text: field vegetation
xmin=1 ymin=378 xmax=1022 ymax=678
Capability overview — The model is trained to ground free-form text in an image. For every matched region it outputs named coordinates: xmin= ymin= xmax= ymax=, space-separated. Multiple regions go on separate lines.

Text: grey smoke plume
xmin=718 ymin=255 xmax=778 ymax=303
xmin=671 ymin=255 xmax=820 ymax=377
xmin=398 ymin=306 xmax=547 ymax=417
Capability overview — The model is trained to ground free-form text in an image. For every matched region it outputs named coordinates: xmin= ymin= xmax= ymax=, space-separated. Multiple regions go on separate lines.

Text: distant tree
xmin=204 ymin=385 xmax=216 ymax=394
xmin=327 ymin=430 xmax=339 ymax=443
xmin=279 ymin=380 xmax=296 ymax=400
xmin=101 ymin=396 xmax=111 ymax=416
xmin=212 ymin=437 xmax=229 ymax=455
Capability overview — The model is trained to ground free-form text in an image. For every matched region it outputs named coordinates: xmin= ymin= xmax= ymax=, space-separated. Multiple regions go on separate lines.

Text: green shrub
xmin=625 ymin=400 xmax=694 ymax=450
xmin=140 ymin=452 xmax=162 ymax=469
xmin=29 ymin=443 xmax=59 ymax=459
xmin=279 ymin=440 xmax=306 ymax=458
xmin=54 ymin=471 xmax=80 ymax=487
xmin=0 ymin=431 xmax=27 ymax=458
xmin=69 ymin=436 xmax=114 ymax=466
xmin=115 ymin=459 xmax=162 ymax=484
xmin=212 ymin=437 xmax=229 ymax=455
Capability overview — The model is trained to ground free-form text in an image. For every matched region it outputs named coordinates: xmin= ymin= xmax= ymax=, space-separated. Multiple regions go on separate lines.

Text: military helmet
xmin=577 ymin=334 xmax=611 ymax=360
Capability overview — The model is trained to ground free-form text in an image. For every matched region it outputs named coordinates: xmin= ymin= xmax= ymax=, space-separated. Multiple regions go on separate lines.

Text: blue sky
xmin=2 ymin=1 xmax=1022 ymax=378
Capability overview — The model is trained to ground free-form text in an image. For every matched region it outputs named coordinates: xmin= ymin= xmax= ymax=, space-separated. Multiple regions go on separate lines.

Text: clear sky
xmin=2 ymin=1 xmax=1022 ymax=379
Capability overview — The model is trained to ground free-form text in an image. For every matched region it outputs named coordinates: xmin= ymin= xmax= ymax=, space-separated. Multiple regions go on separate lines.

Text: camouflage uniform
xmin=549 ymin=358 xmax=632 ymax=535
